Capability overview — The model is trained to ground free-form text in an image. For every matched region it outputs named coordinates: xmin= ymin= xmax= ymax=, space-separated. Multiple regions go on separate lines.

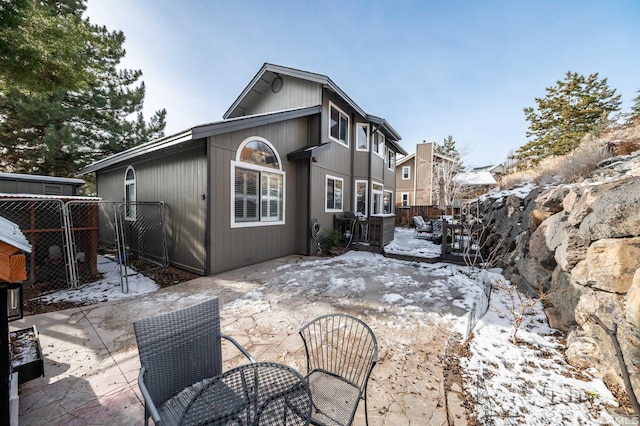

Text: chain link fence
xmin=0 ymin=198 xmax=167 ymax=299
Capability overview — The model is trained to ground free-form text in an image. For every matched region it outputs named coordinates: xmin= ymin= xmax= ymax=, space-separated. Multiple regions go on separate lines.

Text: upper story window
xmin=387 ymin=148 xmax=395 ymax=170
xmin=325 ymin=175 xmax=343 ymax=212
xmin=232 ymin=137 xmax=285 ymax=228
xmin=373 ymin=132 xmax=385 ymax=157
xmin=124 ymin=166 xmax=136 ymax=221
xmin=329 ymin=102 xmax=349 ymax=146
xmin=356 ymin=123 xmax=369 ymax=151
xmin=402 ymin=166 xmax=410 ymax=180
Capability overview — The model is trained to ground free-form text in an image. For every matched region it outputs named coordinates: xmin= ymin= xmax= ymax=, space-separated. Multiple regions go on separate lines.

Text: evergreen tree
xmin=434 ymin=135 xmax=459 ymax=159
xmin=0 ymin=0 xmax=96 ymax=94
xmin=630 ymin=89 xmax=640 ymax=122
xmin=515 ymin=71 xmax=621 ymax=163
xmin=0 ymin=0 xmax=166 ymax=176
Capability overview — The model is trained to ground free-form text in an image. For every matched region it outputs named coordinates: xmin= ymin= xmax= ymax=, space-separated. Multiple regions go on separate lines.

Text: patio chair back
xmin=412 ymin=216 xmax=424 ymax=229
xmin=133 ymin=298 xmax=224 ymax=410
xmin=300 ymin=313 xmax=378 ymax=426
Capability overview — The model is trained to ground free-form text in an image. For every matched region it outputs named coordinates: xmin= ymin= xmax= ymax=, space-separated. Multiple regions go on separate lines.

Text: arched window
xmin=231 ymin=137 xmax=285 ymax=227
xmin=124 ymin=166 xmax=136 ymax=220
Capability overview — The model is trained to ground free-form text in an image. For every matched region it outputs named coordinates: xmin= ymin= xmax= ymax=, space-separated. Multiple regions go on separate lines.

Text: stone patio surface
xmin=10 ymin=253 xmax=468 ymax=425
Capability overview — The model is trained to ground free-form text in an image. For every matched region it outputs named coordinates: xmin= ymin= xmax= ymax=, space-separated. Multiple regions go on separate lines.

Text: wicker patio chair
xmin=299 ymin=313 xmax=378 ymax=426
xmin=133 ymin=297 xmax=256 ymax=426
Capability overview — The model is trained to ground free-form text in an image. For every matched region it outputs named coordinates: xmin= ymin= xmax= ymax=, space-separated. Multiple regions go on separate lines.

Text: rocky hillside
xmin=469 ymin=123 xmax=640 ymax=412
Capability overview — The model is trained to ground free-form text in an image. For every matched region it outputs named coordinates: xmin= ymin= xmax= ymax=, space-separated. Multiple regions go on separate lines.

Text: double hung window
xmin=326 ymin=175 xmax=343 ymax=212
xmin=373 ymin=132 xmax=385 ymax=157
xmin=329 ymin=103 xmax=349 ymax=146
xmin=232 ymin=137 xmax=285 ymax=227
xmin=402 ymin=166 xmax=410 ymax=180
xmin=355 ymin=180 xmax=368 ymax=216
xmin=356 ymin=123 xmax=369 ymax=151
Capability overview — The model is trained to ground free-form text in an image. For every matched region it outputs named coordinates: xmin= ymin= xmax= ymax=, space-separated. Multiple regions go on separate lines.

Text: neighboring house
xmin=394 ymin=142 xmax=456 ymax=207
xmin=453 ymin=170 xmax=498 ymax=200
xmin=0 ymin=172 xmax=85 ymax=196
xmin=79 ymin=63 xmax=406 ymax=275
xmin=471 ymin=163 xmax=505 ymax=178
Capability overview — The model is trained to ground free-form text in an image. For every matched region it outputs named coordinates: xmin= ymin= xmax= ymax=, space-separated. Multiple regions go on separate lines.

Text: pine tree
xmin=0 ymin=0 xmax=166 ymax=176
xmin=515 ymin=71 xmax=621 ymax=163
xmin=0 ymin=0 xmax=96 ymax=94
xmin=630 ymin=89 xmax=640 ymax=122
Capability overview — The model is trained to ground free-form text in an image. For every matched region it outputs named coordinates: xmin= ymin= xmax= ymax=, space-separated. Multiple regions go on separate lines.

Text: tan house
xmin=395 ymin=142 xmax=456 ymax=207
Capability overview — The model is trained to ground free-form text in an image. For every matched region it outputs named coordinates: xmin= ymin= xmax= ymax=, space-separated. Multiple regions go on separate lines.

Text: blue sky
xmin=85 ymin=0 xmax=639 ymax=168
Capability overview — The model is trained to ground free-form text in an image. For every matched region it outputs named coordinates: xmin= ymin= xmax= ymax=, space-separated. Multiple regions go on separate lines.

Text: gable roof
xmin=224 ymin=63 xmax=406 ymax=155
xmin=396 ymin=153 xmax=415 ymax=166
xmin=453 ymin=171 xmax=498 ymax=186
xmin=79 ymin=106 xmax=320 ymax=175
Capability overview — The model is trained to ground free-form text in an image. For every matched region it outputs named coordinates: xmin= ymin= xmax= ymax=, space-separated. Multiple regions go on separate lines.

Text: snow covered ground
xmin=32 ymin=227 xmax=622 ymax=425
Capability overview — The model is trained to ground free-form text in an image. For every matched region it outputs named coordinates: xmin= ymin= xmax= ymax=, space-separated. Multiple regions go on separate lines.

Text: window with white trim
xmin=325 ymin=175 xmax=343 ymax=212
xmin=231 ymin=137 xmax=285 ymax=227
xmin=401 ymin=192 xmax=410 ymax=206
xmin=402 ymin=166 xmax=410 ymax=180
xmin=356 ymin=123 xmax=369 ymax=151
xmin=355 ymin=180 xmax=368 ymax=216
xmin=124 ymin=166 xmax=136 ymax=221
xmin=329 ymin=103 xmax=349 ymax=146
xmin=372 ymin=182 xmax=383 ymax=214
xmin=373 ymin=132 xmax=385 ymax=156
xmin=383 ymin=190 xmax=393 ymax=214
xmin=387 ymin=148 xmax=395 ymax=170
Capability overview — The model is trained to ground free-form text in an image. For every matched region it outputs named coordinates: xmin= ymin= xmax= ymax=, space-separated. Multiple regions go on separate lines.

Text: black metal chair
xmin=133 ymin=297 xmax=256 ymax=426
xmin=299 ymin=314 xmax=378 ymax=426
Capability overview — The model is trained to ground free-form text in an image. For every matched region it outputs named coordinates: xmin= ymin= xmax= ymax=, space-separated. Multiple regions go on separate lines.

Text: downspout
xmin=351 ymin=112 xmax=356 ymax=212
xmin=204 ymin=138 xmax=211 ymax=275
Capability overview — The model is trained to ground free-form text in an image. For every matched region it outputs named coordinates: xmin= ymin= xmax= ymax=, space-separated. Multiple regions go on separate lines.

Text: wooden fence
xmin=394 ymin=205 xmax=444 ymax=227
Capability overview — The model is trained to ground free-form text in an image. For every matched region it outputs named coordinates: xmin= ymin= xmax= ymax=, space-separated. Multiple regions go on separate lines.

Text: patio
xmin=10 ymin=229 xmax=477 ymax=425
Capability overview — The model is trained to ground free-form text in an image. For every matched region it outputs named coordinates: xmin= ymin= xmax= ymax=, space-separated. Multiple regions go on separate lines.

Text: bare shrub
xmin=558 ymin=139 xmax=610 ymax=183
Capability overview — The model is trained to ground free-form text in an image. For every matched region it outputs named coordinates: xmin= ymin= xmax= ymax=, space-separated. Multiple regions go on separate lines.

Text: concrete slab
xmin=11 ymin=253 xmax=470 ymax=425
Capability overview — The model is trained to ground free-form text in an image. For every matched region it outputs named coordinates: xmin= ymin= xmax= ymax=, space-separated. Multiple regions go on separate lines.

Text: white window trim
xmin=402 ymin=166 xmax=410 ymax=180
xmin=231 ymin=137 xmax=286 ymax=228
xmin=401 ymin=192 xmax=410 ymax=206
xmin=325 ymin=174 xmax=344 ymax=213
xmin=354 ymin=179 xmax=368 ymax=216
xmin=355 ymin=123 xmax=369 ymax=152
xmin=387 ymin=148 xmax=395 ymax=171
xmin=371 ymin=181 xmax=384 ymax=215
xmin=384 ymin=189 xmax=394 ymax=214
xmin=373 ymin=131 xmax=385 ymax=158
xmin=124 ymin=165 xmax=136 ymax=221
xmin=329 ymin=101 xmax=350 ymax=147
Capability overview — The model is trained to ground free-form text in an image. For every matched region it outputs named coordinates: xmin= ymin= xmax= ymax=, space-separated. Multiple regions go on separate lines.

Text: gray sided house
xmin=80 ymin=63 xmax=406 ymax=275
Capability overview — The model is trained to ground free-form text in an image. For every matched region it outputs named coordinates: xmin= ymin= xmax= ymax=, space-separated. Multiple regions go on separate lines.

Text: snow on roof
xmin=454 ymin=171 xmax=497 ymax=186
xmin=0 ymin=215 xmax=32 ymax=252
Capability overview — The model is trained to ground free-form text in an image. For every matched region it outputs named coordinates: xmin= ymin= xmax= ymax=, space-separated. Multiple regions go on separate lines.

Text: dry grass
xmin=499 ymin=124 xmax=640 ymax=190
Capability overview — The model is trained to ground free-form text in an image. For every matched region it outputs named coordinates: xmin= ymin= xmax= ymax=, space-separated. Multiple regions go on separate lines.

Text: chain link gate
xmin=0 ymin=198 xmax=168 ymax=301
xmin=69 ymin=201 xmax=169 ymax=294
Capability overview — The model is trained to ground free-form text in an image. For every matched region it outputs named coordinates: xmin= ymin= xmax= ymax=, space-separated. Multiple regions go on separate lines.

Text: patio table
xmin=177 ymin=361 xmax=312 ymax=425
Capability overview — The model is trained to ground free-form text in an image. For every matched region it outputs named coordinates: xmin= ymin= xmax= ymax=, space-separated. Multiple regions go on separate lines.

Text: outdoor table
xmin=177 ymin=361 xmax=312 ymax=425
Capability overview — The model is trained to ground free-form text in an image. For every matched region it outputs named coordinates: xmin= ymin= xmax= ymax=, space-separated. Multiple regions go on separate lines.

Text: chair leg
xmin=363 ymin=390 xmax=370 ymax=426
